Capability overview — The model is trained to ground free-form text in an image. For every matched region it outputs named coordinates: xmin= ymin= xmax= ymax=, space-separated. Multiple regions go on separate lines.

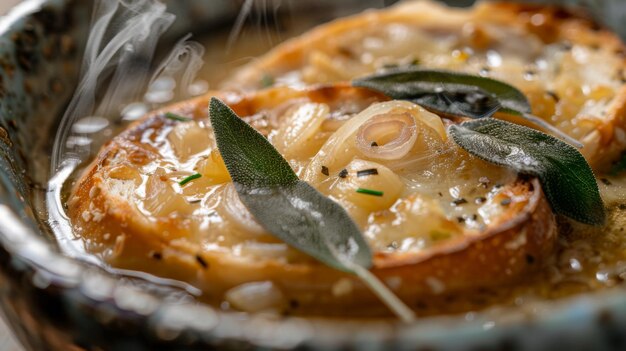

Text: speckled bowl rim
xmin=0 ymin=0 xmax=625 ymax=350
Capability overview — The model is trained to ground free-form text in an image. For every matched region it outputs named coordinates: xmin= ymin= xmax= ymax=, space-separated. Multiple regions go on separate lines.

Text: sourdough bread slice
xmin=68 ymin=84 xmax=556 ymax=315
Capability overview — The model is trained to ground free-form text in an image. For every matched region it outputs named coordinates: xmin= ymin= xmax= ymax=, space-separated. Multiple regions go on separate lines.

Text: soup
xmin=53 ymin=0 xmax=626 ymax=320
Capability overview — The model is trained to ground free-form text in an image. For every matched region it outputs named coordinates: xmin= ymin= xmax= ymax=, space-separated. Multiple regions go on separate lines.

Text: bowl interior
xmin=0 ymin=1 xmax=626 ymax=350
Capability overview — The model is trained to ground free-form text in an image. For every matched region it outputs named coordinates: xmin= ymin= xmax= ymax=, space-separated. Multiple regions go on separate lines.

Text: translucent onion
xmin=225 ymin=281 xmax=285 ymax=313
xmin=355 ymin=112 xmax=417 ymax=160
xmin=304 ymin=100 xmax=446 ymax=186
xmin=222 ymin=183 xmax=266 ymax=236
xmin=272 ymin=102 xmax=330 ymax=159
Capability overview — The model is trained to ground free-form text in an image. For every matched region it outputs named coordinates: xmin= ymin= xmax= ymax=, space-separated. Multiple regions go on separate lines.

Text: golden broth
xmin=55 ymin=4 xmax=626 ymax=319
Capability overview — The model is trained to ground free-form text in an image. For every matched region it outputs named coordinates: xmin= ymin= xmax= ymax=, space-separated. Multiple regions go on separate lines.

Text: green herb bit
xmin=165 ymin=112 xmax=192 ymax=122
xmin=449 ymin=118 xmax=605 ymax=226
xmin=356 ymin=188 xmax=384 ymax=197
xmin=179 ymin=173 xmax=202 ymax=186
xmin=353 ymin=68 xmax=583 ymax=148
xmin=430 ymin=230 xmax=452 ymax=241
xmin=260 ymin=73 xmax=275 ymax=88
xmin=209 ymin=98 xmax=414 ymax=322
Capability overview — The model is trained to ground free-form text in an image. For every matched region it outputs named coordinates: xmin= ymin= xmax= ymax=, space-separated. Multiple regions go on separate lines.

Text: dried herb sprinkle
xmin=321 ymin=166 xmax=330 ymax=176
xmin=357 ymin=168 xmax=379 ymax=177
xmin=165 ymin=112 xmax=192 ymax=122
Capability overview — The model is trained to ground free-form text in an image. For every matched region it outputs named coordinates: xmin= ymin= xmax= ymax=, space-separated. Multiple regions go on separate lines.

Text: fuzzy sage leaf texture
xmin=209 ymin=98 xmax=414 ymax=321
xmin=353 ymin=69 xmax=531 ymax=119
xmin=233 ymin=182 xmax=373 ymax=271
xmin=449 ymin=118 xmax=606 ymax=226
xmin=209 ymin=98 xmax=299 ymax=188
xmin=353 ymin=69 xmax=583 ymax=148
xmin=208 ymin=98 xmax=372 ymax=272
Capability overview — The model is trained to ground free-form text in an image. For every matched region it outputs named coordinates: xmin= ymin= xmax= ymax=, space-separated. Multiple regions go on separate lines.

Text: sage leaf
xmin=209 ymin=98 xmax=372 ymax=271
xmin=354 ymin=69 xmax=583 ymax=148
xmin=209 ymin=99 xmax=299 ymax=188
xmin=353 ymin=69 xmax=531 ymax=118
xmin=449 ymin=118 xmax=605 ymax=226
xmin=209 ymin=98 xmax=415 ymax=322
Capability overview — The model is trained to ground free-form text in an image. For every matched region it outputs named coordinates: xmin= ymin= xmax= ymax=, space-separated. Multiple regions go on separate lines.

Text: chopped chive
xmin=321 ymin=165 xmax=330 ymax=176
xmin=165 ymin=112 xmax=192 ymax=122
xmin=356 ymin=188 xmax=384 ymax=197
xmin=179 ymin=173 xmax=202 ymax=186
xmin=260 ymin=73 xmax=274 ymax=88
xmin=430 ymin=230 xmax=451 ymax=241
xmin=338 ymin=169 xmax=349 ymax=178
xmin=357 ymin=168 xmax=379 ymax=177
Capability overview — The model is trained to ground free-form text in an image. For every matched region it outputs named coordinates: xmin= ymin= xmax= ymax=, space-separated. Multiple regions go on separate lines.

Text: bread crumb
xmin=331 ymin=278 xmax=353 ymax=297
xmin=81 ymin=210 xmax=92 ymax=222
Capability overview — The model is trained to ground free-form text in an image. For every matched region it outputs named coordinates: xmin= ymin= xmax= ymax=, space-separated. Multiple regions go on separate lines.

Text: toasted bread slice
xmin=68 ymin=84 xmax=556 ymax=316
xmin=223 ymin=1 xmax=626 ymax=170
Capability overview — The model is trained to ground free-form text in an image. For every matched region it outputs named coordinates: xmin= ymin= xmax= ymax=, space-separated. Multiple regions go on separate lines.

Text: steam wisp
xmin=51 ymin=0 xmax=204 ymax=172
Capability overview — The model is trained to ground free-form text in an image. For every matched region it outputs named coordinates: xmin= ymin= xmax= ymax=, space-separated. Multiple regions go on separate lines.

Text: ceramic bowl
xmin=0 ymin=1 xmax=625 ymax=350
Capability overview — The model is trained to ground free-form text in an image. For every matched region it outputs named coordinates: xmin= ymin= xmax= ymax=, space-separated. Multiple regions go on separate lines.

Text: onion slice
xmin=222 ymin=183 xmax=266 ymax=235
xmin=304 ymin=101 xmax=446 ymax=185
xmin=356 ymin=112 xmax=417 ymax=160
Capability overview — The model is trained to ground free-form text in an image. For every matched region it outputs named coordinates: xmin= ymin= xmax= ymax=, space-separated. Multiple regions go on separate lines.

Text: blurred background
xmin=0 ymin=5 xmax=23 ymax=351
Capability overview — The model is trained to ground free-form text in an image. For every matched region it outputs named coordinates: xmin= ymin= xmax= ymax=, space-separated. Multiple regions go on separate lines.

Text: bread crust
xmin=68 ymin=84 xmax=556 ymax=314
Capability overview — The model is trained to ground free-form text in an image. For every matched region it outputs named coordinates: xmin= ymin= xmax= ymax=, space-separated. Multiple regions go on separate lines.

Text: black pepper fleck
xmin=546 ymin=90 xmax=560 ymax=102
xmin=475 ymin=196 xmax=487 ymax=204
xmin=338 ymin=169 xmax=348 ymax=178
xmin=196 ymin=255 xmax=209 ymax=269
xmin=357 ymin=168 xmax=379 ymax=177
xmin=526 ymin=254 xmax=535 ymax=264
xmin=150 ymin=251 xmax=162 ymax=260
xmin=601 ymin=178 xmax=612 ymax=186
xmin=371 ymin=141 xmax=379 ymax=147
xmin=321 ymin=165 xmax=329 ymax=176
xmin=452 ymin=198 xmax=468 ymax=206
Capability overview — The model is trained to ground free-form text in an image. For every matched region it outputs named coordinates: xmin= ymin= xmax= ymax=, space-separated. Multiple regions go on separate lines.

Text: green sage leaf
xmin=449 ymin=118 xmax=605 ymax=226
xmin=354 ymin=69 xmax=531 ymax=119
xmin=209 ymin=99 xmax=298 ymax=188
xmin=209 ymin=98 xmax=415 ymax=322
xmin=208 ymin=98 xmax=372 ymax=272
